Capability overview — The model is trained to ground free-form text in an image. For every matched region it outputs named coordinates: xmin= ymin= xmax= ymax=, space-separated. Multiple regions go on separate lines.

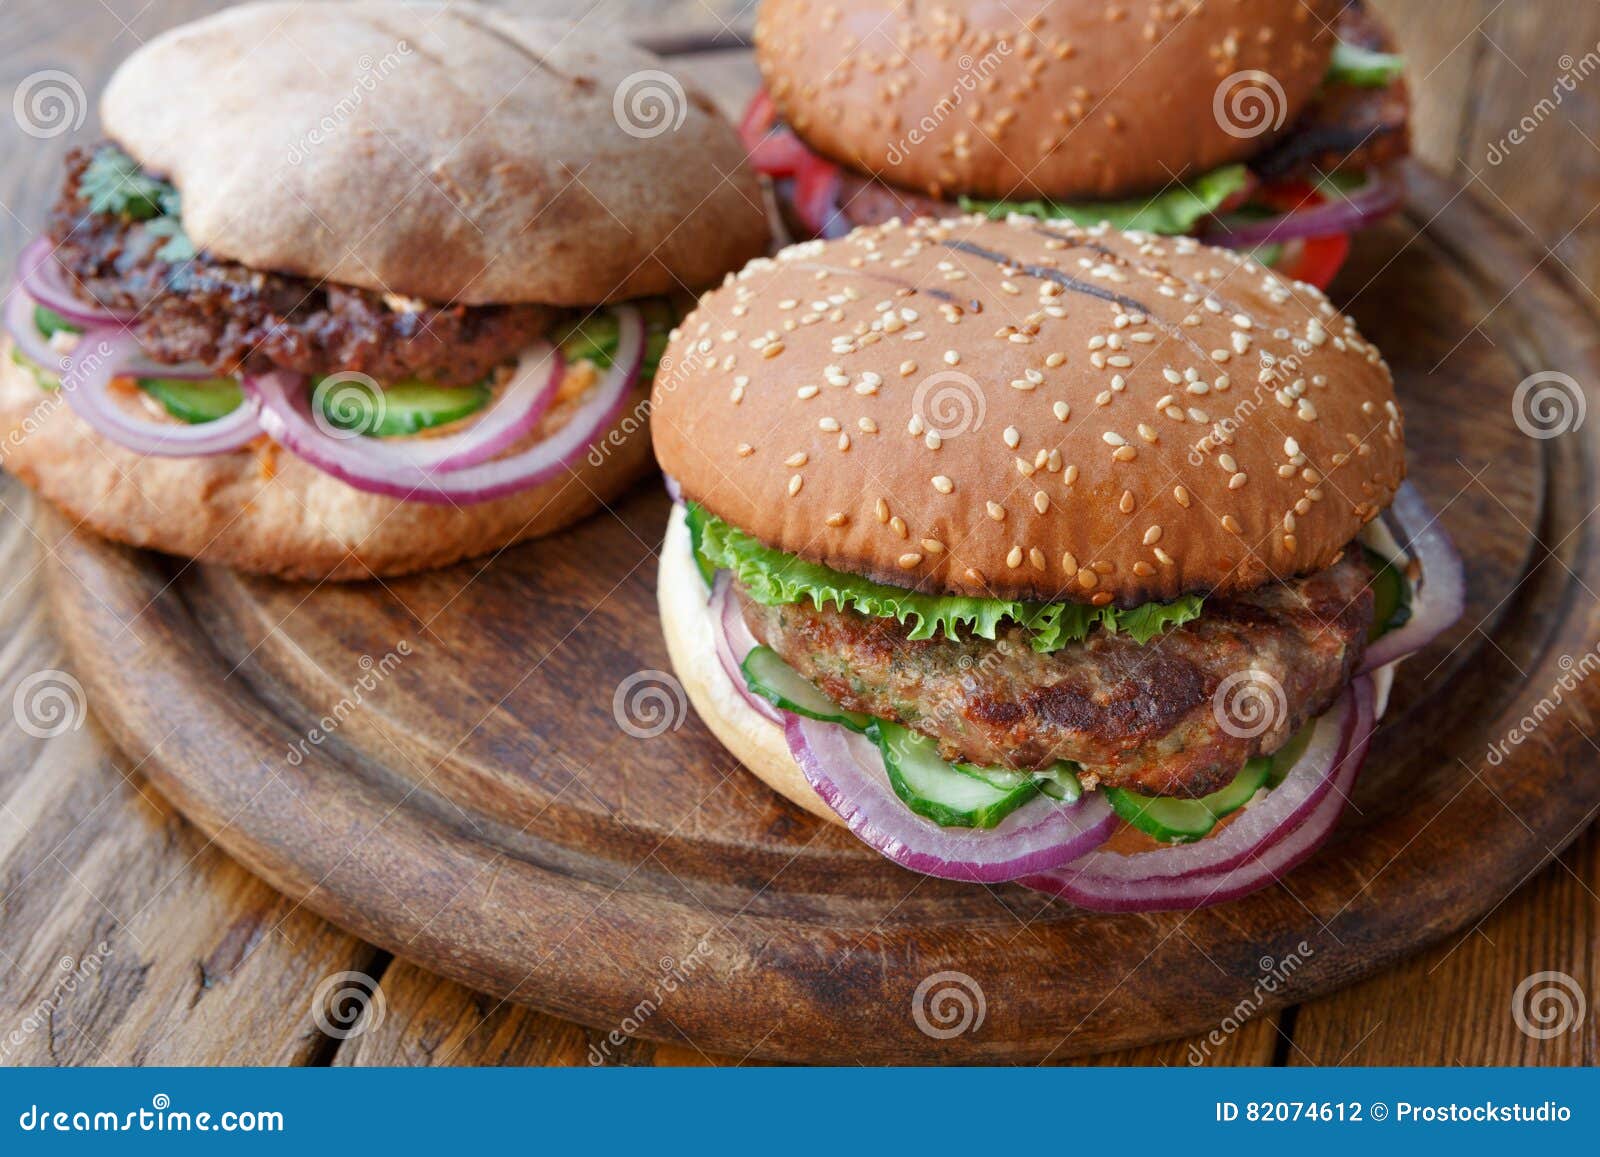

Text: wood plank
xmin=1289 ymin=823 xmax=1597 ymax=1065
xmin=0 ymin=479 xmax=383 ymax=1065
xmin=1365 ymin=0 xmax=1493 ymax=176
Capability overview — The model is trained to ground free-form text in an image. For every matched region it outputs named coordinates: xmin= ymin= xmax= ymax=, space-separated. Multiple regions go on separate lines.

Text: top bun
xmin=652 ymin=215 xmax=1404 ymax=605
xmin=755 ymin=0 xmax=1339 ymax=201
xmin=102 ymin=1 xmax=769 ymax=306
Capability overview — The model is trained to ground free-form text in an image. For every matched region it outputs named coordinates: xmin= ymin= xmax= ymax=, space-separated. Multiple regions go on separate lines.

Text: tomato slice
xmin=740 ymin=89 xmax=823 ymax=178
xmin=1277 ymin=233 xmax=1351 ymax=289
xmin=792 ymin=154 xmax=845 ymax=238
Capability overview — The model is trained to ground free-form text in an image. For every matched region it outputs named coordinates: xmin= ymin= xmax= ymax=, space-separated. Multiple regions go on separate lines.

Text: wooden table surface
xmin=2 ymin=0 xmax=1596 ymax=1067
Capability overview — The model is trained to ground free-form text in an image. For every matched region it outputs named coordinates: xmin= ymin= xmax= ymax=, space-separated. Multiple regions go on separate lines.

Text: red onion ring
xmin=708 ymin=571 xmax=785 ymax=725
xmin=1360 ymin=482 xmax=1465 ymax=673
xmin=4 ymin=288 xmax=73 ymax=374
xmin=783 ymin=713 xmax=1118 ymax=883
xmin=61 ymin=328 xmax=263 ymax=457
xmin=16 ymin=238 xmax=134 ymax=329
xmin=245 ymin=305 xmax=644 ymax=505
xmin=1026 ymin=678 xmax=1376 ymax=911
xmin=1211 ymin=168 xmax=1404 ymax=249
xmin=1028 ymin=684 xmax=1356 ymax=890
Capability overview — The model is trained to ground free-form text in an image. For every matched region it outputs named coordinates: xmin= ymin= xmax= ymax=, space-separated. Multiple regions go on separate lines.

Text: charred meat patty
xmin=48 ymin=147 xmax=551 ymax=386
xmin=740 ymin=550 xmax=1375 ymax=798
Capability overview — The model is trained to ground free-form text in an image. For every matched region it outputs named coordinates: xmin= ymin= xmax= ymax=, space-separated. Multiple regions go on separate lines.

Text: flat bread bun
xmin=0 ymin=341 xmax=653 ymax=580
xmin=755 ymin=0 xmax=1339 ymax=201
xmin=653 ymin=215 xmax=1404 ymax=605
xmin=658 ymin=503 xmax=839 ymax=825
xmin=102 ymin=1 xmax=769 ymax=306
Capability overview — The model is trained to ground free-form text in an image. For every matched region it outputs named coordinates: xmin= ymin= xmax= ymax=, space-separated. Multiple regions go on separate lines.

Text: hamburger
xmin=1 ymin=1 xmax=769 ymax=579
xmin=744 ymin=0 xmax=1408 ymax=290
xmin=652 ymin=215 xmax=1462 ymax=910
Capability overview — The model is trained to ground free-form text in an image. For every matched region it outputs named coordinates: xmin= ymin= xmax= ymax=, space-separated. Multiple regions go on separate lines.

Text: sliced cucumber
xmin=33 ymin=304 xmax=81 ymax=339
xmin=316 ymin=377 xmax=491 ymax=437
xmin=741 ymin=646 xmax=871 ymax=732
xmin=684 ymin=502 xmax=717 ymax=588
xmin=952 ymin=762 xmax=1035 ymax=791
xmin=876 ymin=721 xmax=1041 ymax=829
xmin=137 ymin=377 xmax=243 ymax=424
xmin=1106 ymin=757 xmax=1272 ymax=844
xmin=1036 ymin=762 xmax=1084 ymax=804
xmin=1365 ymin=546 xmax=1413 ymax=642
xmin=557 ymin=313 xmax=621 ymax=368
xmin=1265 ymin=717 xmax=1316 ymax=788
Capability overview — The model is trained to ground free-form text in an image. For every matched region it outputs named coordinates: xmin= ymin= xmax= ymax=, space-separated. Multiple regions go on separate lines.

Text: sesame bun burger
xmin=743 ymin=0 xmax=1409 ymax=291
xmin=1 ymin=1 xmax=769 ymax=579
xmin=653 ymin=215 xmax=1463 ymax=910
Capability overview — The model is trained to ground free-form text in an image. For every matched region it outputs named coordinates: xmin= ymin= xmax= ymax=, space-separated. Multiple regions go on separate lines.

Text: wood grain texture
xmin=2 ymin=0 xmax=1597 ymax=1067
xmin=34 ymin=164 xmax=1599 ymax=1062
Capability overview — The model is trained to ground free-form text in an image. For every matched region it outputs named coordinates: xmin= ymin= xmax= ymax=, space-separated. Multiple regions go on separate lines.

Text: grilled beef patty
xmin=47 ymin=148 xmax=552 ymax=385
xmin=740 ymin=551 xmax=1375 ymax=798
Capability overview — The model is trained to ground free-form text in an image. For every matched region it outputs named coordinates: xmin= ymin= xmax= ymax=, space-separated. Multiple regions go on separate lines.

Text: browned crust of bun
xmin=0 ymin=343 xmax=652 ymax=580
xmin=658 ymin=504 xmax=840 ymax=825
xmin=652 ymin=215 xmax=1405 ymax=605
xmin=102 ymin=1 xmax=769 ymax=306
xmin=755 ymin=0 xmax=1340 ymax=201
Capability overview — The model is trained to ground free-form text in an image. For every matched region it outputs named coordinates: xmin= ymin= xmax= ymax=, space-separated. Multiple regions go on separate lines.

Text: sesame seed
xmin=1053 ymin=401 xmax=1071 ymax=421
xmin=826 ymin=512 xmax=849 ymax=527
xmin=787 ymin=474 xmax=804 ymax=496
xmin=1064 ymin=464 xmax=1079 ymax=485
xmin=890 ymin=516 xmax=908 ymax=538
xmin=900 ymin=360 xmax=917 ymax=376
xmin=1010 ymin=378 xmax=1037 ymax=391
xmin=1113 ymin=445 xmax=1137 ymax=462
xmin=764 ymin=342 xmax=785 ymax=359
xmin=944 ymin=350 xmax=960 ymax=365
xmin=1003 ymin=426 xmax=1021 ymax=449
xmin=922 ymin=538 xmax=945 ymax=554
xmin=1029 ymin=548 xmax=1047 ymax=571
xmin=925 ymin=431 xmax=942 ymax=450
xmin=1061 ymin=552 xmax=1079 ymax=575
xmin=797 ymin=384 xmax=819 ymax=399
xmin=1034 ymin=490 xmax=1050 ymax=514
xmin=1218 ymin=452 xmax=1237 ymax=472
xmin=1137 ymin=423 xmax=1158 ymax=443
xmin=987 ymin=501 xmax=1007 ymax=522
xmin=736 ymin=442 xmax=754 ymax=457
xmin=785 ymin=452 xmax=809 ymax=467
xmin=1221 ymin=514 xmax=1242 ymax=534
xmin=1006 ymin=546 xmax=1024 ymax=569
xmin=1173 ymin=485 xmax=1191 ymax=507
xmin=1229 ymin=472 xmax=1248 ymax=489
xmin=1102 ymin=431 xmax=1127 ymax=447
xmin=875 ymin=498 xmax=890 ymax=523
xmin=1107 ymin=354 xmax=1132 ymax=367
xmin=932 ymin=475 xmax=954 ymax=494
xmin=839 ymin=433 xmax=851 ymax=451
xmin=820 ymin=418 xmax=841 ymax=432
xmin=1143 ymin=526 xmax=1162 ymax=545
xmin=1046 ymin=352 xmax=1066 ymax=367
xmin=1154 ymin=546 xmax=1174 ymax=566
xmin=1078 ymin=569 xmax=1099 ymax=590
xmin=1119 ymin=490 xmax=1135 ymax=514
xmin=897 ymin=552 xmax=924 ymax=570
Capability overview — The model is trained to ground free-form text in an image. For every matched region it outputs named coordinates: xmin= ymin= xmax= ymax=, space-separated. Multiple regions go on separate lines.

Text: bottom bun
xmin=658 ymin=503 xmax=840 ymax=825
xmin=0 ymin=339 xmax=653 ymax=580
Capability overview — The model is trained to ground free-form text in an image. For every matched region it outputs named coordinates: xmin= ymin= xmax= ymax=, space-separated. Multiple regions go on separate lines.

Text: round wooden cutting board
xmin=39 ymin=166 xmax=1600 ymax=1063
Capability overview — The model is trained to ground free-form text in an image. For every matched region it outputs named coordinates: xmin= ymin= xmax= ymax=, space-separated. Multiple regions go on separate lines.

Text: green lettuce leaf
xmin=693 ymin=507 xmax=1202 ymax=651
xmin=959 ymin=164 xmax=1250 ymax=236
xmin=1326 ymin=41 xmax=1405 ymax=88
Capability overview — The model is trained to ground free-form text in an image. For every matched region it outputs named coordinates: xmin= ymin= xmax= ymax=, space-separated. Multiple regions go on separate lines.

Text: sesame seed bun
xmin=755 ymin=0 xmax=1340 ymax=201
xmin=102 ymin=1 xmax=769 ymax=306
xmin=658 ymin=503 xmax=841 ymax=825
xmin=651 ymin=215 xmax=1405 ymax=606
